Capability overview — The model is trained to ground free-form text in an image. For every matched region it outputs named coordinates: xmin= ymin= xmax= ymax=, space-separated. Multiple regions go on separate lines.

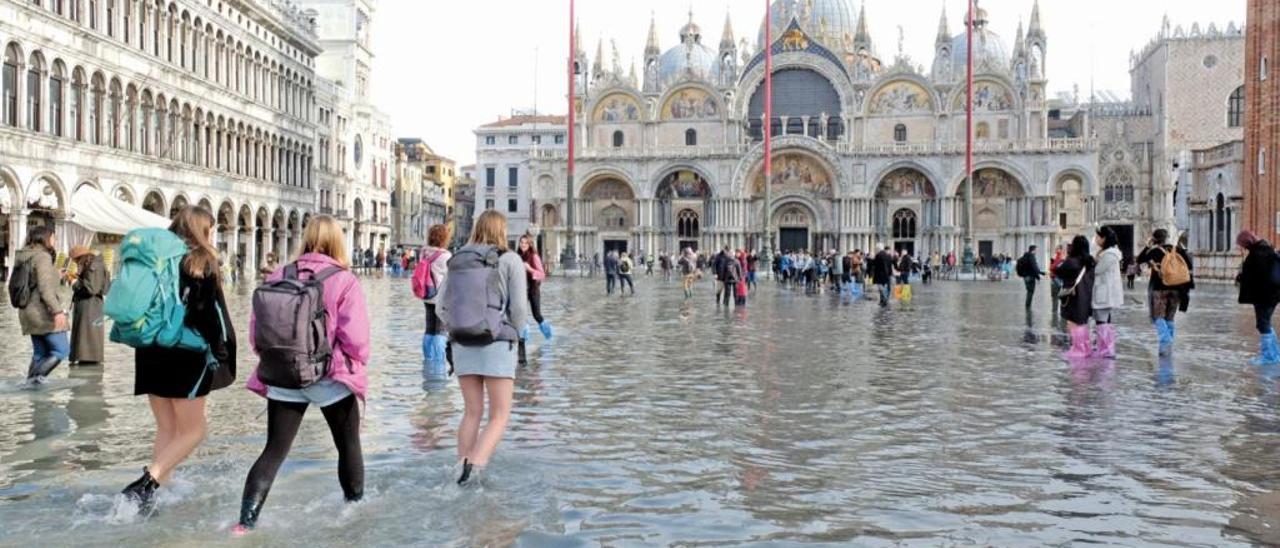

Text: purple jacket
xmin=246 ymin=253 xmax=372 ymax=400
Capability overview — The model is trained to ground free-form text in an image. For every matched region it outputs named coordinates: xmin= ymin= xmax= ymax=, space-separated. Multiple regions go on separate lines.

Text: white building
xmin=473 ymin=114 xmax=567 ymax=247
xmin=1 ymin=0 xmax=322 ymax=275
xmin=300 ymin=0 xmax=393 ymax=259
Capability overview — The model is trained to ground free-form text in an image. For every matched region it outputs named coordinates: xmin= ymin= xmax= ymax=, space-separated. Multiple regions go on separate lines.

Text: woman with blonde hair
xmin=439 ymin=210 xmax=527 ymax=485
xmin=123 ymin=206 xmax=237 ymax=514
xmin=235 ymin=215 xmax=370 ymax=533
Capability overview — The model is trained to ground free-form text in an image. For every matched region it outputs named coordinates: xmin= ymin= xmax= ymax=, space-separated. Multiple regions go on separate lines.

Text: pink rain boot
xmin=1092 ymin=324 xmax=1117 ymax=359
xmin=1064 ymin=324 xmax=1092 ymax=358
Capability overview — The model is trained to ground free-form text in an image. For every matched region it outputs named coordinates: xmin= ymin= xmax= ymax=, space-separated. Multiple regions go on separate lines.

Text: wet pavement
xmin=2 ymin=274 xmax=1280 ymax=545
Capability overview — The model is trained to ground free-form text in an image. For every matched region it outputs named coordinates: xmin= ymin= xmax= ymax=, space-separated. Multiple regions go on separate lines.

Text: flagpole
xmin=763 ymin=0 xmax=774 ymax=259
xmin=562 ymin=0 xmax=577 ymax=268
xmin=962 ymin=0 xmax=976 ymax=272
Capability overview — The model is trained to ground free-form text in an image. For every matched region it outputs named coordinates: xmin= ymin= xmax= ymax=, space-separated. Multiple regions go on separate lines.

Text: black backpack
xmin=7 ymin=257 xmax=37 ymax=309
xmin=1015 ymin=254 xmax=1033 ymax=277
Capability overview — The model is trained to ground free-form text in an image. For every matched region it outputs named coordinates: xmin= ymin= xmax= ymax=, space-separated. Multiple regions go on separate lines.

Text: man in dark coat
xmin=603 ymin=250 xmax=620 ymax=295
xmin=871 ymin=246 xmax=895 ymax=307
xmin=712 ymin=246 xmax=730 ymax=305
xmin=1017 ymin=245 xmax=1046 ymax=309
xmin=1236 ymin=230 xmax=1280 ymax=365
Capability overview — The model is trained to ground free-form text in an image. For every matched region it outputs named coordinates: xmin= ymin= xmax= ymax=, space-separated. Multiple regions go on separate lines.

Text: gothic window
xmin=1228 ymin=85 xmax=1244 ymax=128
xmin=685 ymin=128 xmax=697 ymax=146
xmin=892 ymin=208 xmax=917 ymax=239
xmin=893 ymin=123 xmax=906 ymax=143
xmin=1103 ymin=167 xmax=1135 ymax=203
xmin=612 ymin=130 xmax=624 ymax=148
xmin=677 ymin=209 xmax=699 ymax=238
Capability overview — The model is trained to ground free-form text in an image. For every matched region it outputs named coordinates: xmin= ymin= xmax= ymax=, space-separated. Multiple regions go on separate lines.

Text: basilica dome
xmin=658 ymin=20 xmax=722 ymax=87
xmin=758 ymin=0 xmax=858 ymax=54
xmin=950 ymin=9 xmax=1009 ymax=72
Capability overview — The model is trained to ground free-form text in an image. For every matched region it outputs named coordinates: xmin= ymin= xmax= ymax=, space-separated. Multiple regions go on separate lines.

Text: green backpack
xmin=105 ymin=228 xmax=210 ymax=353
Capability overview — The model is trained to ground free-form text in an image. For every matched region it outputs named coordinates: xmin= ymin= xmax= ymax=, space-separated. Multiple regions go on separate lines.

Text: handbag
xmin=1059 ymin=266 xmax=1087 ymax=301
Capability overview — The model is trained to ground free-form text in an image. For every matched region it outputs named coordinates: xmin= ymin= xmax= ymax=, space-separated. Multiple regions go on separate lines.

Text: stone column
xmin=242 ymin=227 xmax=257 ymax=277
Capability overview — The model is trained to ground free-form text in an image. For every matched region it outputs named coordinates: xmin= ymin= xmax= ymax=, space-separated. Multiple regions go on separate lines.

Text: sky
xmin=371 ymin=0 xmax=1245 ymax=166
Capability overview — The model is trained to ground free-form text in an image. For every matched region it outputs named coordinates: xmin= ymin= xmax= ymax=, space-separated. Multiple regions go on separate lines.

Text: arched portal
xmin=25 ymin=176 xmax=66 ymax=236
xmin=580 ymin=175 xmax=636 ymax=255
xmin=875 ymin=167 xmax=936 ymax=256
xmin=772 ymin=201 xmax=817 ymax=253
xmin=655 ymin=169 xmax=711 ymax=252
xmin=0 ymin=169 xmax=21 ymax=271
xmin=957 ymin=167 xmax=1028 ymax=263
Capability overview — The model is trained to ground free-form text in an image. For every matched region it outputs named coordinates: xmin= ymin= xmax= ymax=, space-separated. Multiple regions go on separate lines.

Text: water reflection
xmin=0 ymin=278 xmax=1277 ymax=544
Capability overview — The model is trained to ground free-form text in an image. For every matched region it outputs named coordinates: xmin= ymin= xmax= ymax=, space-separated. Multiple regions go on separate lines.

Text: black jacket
xmin=1056 ymin=255 xmax=1095 ymax=324
xmin=1019 ymin=252 xmax=1045 ymax=278
xmin=871 ymin=251 xmax=895 ymax=285
xmin=1238 ymin=240 xmax=1280 ymax=306
xmin=135 ymin=266 xmax=237 ymax=391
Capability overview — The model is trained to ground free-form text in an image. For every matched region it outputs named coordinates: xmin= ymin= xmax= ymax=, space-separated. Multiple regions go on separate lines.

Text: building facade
xmin=1245 ymin=0 xmax=1280 ymax=243
xmin=301 ymin=0 xmax=392 ymax=260
xmin=394 ymin=137 xmax=452 ymax=247
xmin=522 ymin=0 xmax=1096 ymax=264
xmin=473 ymin=114 xmax=567 ymax=249
xmin=1 ymin=0 xmax=321 ymax=274
xmin=1185 ymin=139 xmax=1243 ymax=279
xmin=453 ymin=165 xmax=475 ymax=248
xmin=1090 ymin=18 xmax=1245 ymax=261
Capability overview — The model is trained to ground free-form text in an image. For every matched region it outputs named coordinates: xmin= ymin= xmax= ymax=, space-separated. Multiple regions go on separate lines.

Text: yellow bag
xmin=900 ymin=285 xmax=913 ymax=301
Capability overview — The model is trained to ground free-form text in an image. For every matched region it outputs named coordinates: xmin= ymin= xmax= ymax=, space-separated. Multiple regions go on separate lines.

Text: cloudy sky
xmin=371 ymin=0 xmax=1245 ymax=165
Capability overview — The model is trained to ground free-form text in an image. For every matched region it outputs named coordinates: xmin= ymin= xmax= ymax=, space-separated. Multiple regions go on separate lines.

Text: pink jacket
xmin=246 ymin=253 xmax=372 ymax=401
xmin=524 ymin=251 xmax=546 ymax=282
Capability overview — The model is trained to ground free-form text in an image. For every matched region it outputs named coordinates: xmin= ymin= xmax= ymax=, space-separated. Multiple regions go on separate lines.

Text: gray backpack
xmin=252 ymin=264 xmax=343 ymax=388
xmin=443 ymin=245 xmax=517 ymax=346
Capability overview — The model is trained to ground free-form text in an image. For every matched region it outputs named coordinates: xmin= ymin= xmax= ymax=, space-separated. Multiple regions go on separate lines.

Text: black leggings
xmin=241 ymin=395 xmax=363 ymax=517
xmin=528 ymin=281 xmax=544 ymax=324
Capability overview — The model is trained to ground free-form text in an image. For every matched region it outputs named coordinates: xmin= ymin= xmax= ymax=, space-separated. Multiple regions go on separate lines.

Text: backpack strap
xmin=283 ymin=263 xmax=299 ymax=280
xmin=312 ymin=266 xmax=345 ymax=283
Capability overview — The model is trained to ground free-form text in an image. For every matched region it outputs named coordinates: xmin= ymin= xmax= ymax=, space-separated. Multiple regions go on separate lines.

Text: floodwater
xmin=3 ymin=274 xmax=1280 ymax=546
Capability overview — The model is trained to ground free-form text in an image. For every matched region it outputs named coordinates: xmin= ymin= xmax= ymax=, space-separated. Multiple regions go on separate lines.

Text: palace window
xmin=26 ymin=55 xmax=42 ymax=132
xmin=612 ymin=130 xmax=624 ymax=147
xmin=893 ymin=123 xmax=906 ymax=143
xmin=508 ymin=166 xmax=518 ymax=188
xmin=685 ymin=128 xmax=697 ymax=146
xmin=507 ymin=199 xmax=517 ymax=213
xmin=1 ymin=46 xmax=15 ymax=127
xmin=508 ymin=135 xmax=518 ymax=144
xmin=484 ymin=135 xmax=495 ymax=145
xmin=1228 ymin=85 xmax=1244 ymax=128
xmin=554 ymin=134 xmax=565 ymax=144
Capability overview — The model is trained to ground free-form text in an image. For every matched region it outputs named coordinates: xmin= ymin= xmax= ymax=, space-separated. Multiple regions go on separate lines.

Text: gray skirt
xmin=453 ymin=340 xmax=518 ymax=379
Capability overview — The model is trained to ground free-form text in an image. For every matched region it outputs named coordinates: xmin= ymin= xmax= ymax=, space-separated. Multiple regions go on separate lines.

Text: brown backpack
xmin=1155 ymin=246 xmax=1191 ymax=286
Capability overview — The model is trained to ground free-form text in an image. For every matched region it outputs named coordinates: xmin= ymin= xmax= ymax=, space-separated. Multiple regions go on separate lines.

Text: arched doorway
xmin=773 ymin=203 xmax=815 ymax=252
xmin=656 ymin=169 xmax=711 ymax=252
xmin=751 ymin=149 xmax=836 ymax=251
xmin=580 ymin=176 xmax=636 ymax=255
xmin=958 ymin=167 xmax=1027 ymax=264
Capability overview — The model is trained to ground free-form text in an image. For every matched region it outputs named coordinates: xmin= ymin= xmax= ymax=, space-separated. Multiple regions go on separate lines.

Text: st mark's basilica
xmin=528 ymin=0 xmax=1099 ymax=261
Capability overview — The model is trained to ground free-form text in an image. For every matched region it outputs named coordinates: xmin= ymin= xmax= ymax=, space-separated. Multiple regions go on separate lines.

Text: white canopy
xmin=69 ymin=185 xmax=171 ymax=235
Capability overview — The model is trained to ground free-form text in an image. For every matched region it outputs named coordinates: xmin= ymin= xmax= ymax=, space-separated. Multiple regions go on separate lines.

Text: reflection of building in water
xmin=515 ymin=0 xmax=1105 ymax=263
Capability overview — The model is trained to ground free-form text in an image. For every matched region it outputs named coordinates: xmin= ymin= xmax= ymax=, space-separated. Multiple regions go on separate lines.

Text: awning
xmin=69 ymin=185 xmax=171 ymax=235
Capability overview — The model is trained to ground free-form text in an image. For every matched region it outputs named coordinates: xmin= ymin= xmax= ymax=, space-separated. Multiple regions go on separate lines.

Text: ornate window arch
xmin=599 ymin=204 xmax=627 ymax=229
xmin=892 ymin=208 xmax=917 ymax=239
